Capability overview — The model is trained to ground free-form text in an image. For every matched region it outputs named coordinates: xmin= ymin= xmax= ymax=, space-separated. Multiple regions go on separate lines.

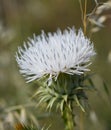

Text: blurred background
xmin=0 ymin=0 xmax=111 ymax=130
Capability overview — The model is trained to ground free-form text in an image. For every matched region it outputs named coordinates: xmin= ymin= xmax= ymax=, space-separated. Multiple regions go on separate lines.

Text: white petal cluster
xmin=16 ymin=27 xmax=96 ymax=83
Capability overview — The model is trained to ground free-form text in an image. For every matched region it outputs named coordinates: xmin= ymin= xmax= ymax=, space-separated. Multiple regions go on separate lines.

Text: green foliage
xmin=33 ymin=74 xmax=96 ymax=113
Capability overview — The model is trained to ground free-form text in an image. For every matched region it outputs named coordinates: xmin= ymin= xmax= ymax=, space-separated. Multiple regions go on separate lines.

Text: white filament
xmin=16 ymin=27 xmax=96 ymax=83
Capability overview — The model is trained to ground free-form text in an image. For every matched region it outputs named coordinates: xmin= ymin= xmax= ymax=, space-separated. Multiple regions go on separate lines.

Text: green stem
xmin=62 ymin=103 xmax=75 ymax=130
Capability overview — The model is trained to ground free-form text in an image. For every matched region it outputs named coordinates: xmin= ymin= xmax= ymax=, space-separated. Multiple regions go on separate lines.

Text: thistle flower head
xmin=16 ymin=27 xmax=96 ymax=83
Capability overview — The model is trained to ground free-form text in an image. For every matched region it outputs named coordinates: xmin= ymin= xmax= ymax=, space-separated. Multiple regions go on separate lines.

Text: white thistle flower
xmin=16 ymin=27 xmax=96 ymax=83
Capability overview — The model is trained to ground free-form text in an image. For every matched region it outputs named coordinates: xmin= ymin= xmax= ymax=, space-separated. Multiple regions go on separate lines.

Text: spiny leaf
xmin=74 ymin=95 xmax=85 ymax=112
xmin=60 ymin=99 xmax=65 ymax=112
xmin=62 ymin=95 xmax=68 ymax=102
xmin=46 ymin=97 xmax=57 ymax=110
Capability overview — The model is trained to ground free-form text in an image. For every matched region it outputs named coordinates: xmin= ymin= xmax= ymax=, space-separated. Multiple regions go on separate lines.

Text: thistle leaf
xmin=47 ymin=97 xmax=57 ymax=110
xmin=62 ymin=95 xmax=68 ymax=102
xmin=60 ymin=100 xmax=65 ymax=112
xmin=74 ymin=95 xmax=85 ymax=112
